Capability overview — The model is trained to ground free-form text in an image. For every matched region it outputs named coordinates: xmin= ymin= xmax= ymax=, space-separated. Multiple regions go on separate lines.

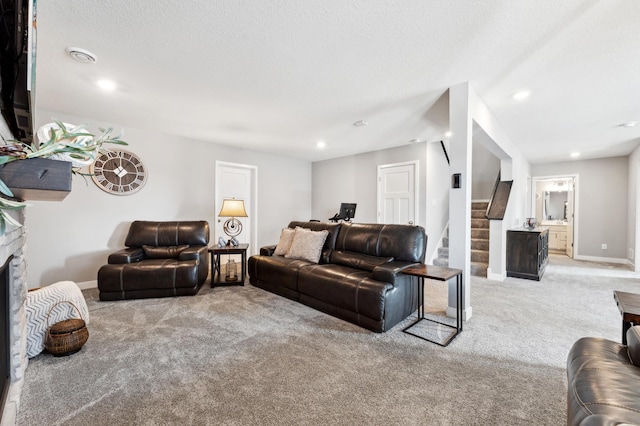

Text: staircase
xmin=470 ymin=202 xmax=490 ymax=276
xmin=433 ymin=201 xmax=490 ymax=277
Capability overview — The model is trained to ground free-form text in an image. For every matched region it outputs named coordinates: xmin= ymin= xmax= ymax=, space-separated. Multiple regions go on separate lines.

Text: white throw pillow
xmin=285 ymin=227 xmax=329 ymax=263
xmin=273 ymin=228 xmax=296 ymax=256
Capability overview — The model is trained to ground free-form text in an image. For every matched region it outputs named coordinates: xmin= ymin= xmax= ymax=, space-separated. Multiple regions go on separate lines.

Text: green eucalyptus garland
xmin=0 ymin=121 xmax=127 ymax=234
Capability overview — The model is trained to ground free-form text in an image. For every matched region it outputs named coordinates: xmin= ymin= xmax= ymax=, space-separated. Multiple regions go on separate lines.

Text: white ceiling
xmin=34 ymin=0 xmax=640 ymax=164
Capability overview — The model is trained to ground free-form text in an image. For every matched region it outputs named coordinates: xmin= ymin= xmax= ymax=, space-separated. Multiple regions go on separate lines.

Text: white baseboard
xmin=486 ymin=268 xmax=506 ymax=282
xmin=77 ymin=280 xmax=98 ymax=290
xmin=573 ymin=255 xmax=629 ymax=265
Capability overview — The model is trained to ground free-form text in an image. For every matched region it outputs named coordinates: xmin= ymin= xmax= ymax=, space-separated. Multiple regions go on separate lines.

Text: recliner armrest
xmin=108 ymin=248 xmax=145 ymax=264
xmin=261 ymin=245 xmax=277 ymax=256
xmin=372 ymin=261 xmax=420 ymax=284
xmin=179 ymin=245 xmax=208 ymax=261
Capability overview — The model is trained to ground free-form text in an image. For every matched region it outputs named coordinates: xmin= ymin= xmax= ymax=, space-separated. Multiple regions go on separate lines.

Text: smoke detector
xmin=66 ymin=47 xmax=97 ymax=64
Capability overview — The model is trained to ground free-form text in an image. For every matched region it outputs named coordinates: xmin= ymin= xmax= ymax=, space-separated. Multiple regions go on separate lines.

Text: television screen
xmin=0 ymin=0 xmax=34 ymax=142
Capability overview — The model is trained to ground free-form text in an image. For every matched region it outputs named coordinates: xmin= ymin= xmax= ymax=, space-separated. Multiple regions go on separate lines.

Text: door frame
xmin=531 ymin=174 xmax=579 ymax=258
xmin=376 ymin=160 xmax=419 ymax=225
xmin=215 ymin=161 xmax=258 ymax=256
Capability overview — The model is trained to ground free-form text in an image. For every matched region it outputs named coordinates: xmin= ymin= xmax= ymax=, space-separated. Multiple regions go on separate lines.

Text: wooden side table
xmin=614 ymin=290 xmax=640 ymax=345
xmin=209 ymin=244 xmax=249 ymax=287
xmin=402 ymin=264 xmax=463 ymax=346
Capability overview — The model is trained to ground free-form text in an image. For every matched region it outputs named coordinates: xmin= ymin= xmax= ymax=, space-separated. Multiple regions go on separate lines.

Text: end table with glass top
xmin=209 ymin=244 xmax=248 ymax=287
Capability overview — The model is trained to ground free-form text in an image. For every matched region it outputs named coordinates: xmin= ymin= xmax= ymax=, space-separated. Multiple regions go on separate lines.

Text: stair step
xmin=471 ymin=228 xmax=489 ymax=240
xmin=471 ymin=249 xmax=489 ymax=263
xmin=471 ymin=218 xmax=489 ymax=229
xmin=442 ymin=236 xmax=449 ymax=248
xmin=471 ymin=210 xmax=486 ymax=219
xmin=471 ymin=262 xmax=487 ymax=277
xmin=433 ymin=258 xmax=449 ymax=267
xmin=438 ymin=247 xmax=449 ymax=258
xmin=472 ymin=201 xmax=489 ymax=210
xmin=471 ymin=238 xmax=489 ymax=251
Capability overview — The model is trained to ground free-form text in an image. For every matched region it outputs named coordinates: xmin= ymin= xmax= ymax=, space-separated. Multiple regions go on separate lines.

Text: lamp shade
xmin=218 ymin=199 xmax=248 ymax=218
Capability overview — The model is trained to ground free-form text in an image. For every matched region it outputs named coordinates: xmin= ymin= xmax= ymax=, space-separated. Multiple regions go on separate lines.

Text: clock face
xmin=90 ymin=149 xmax=147 ymax=195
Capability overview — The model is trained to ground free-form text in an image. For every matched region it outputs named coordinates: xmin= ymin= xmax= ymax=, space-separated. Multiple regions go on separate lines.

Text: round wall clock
xmin=90 ymin=149 xmax=147 ymax=195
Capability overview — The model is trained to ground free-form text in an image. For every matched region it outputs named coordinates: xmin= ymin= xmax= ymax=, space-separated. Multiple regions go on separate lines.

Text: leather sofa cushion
xmin=335 ymin=222 xmax=426 ymax=263
xmin=298 ymin=264 xmax=392 ymax=321
xmin=627 ymin=326 xmax=640 ymax=365
xmin=567 ymin=336 xmax=640 ymax=426
xmin=125 ymin=221 xmax=209 ymax=247
xmin=142 ymin=245 xmax=190 ymax=259
xmin=250 ymin=255 xmax=314 ymax=292
xmin=98 ymin=259 xmax=200 ymax=292
xmin=330 ymin=250 xmax=393 ymax=272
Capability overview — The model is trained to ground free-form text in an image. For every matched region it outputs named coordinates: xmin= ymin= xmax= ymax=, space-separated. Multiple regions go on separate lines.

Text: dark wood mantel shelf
xmin=0 ymin=158 xmax=72 ymax=201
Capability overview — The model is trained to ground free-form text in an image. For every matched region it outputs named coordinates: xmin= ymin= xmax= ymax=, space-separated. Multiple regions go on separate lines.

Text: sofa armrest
xmin=179 ymin=245 xmax=208 ymax=262
xmin=372 ymin=261 xmax=420 ymax=284
xmin=260 ymin=245 xmax=277 ymax=256
xmin=108 ymin=248 xmax=145 ymax=264
xmin=578 ymin=414 xmax=628 ymax=426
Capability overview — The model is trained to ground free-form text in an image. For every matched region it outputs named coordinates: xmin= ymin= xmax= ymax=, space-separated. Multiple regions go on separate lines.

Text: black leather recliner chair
xmin=98 ymin=221 xmax=210 ymax=301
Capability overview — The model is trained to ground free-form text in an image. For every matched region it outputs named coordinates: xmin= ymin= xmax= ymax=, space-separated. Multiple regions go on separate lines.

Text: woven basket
xmin=44 ymin=301 xmax=89 ymax=357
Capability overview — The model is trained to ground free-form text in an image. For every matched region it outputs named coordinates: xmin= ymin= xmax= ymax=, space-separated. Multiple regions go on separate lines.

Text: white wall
xmin=312 ymin=142 xmax=428 ymax=225
xmin=26 ymin=110 xmax=312 ymax=288
xmin=425 ymin=141 xmax=451 ymax=262
xmin=472 ymin=140 xmax=500 ymax=200
xmin=628 ymin=144 xmax=640 ymax=267
xmin=532 ymin=157 xmax=628 ymax=260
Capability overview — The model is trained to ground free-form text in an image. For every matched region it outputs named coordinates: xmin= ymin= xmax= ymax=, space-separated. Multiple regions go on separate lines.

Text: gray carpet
xmin=16 ymin=255 xmax=639 ymax=425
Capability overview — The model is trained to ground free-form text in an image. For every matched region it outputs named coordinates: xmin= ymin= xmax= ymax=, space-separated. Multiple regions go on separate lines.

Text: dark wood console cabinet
xmin=507 ymin=227 xmax=549 ymax=281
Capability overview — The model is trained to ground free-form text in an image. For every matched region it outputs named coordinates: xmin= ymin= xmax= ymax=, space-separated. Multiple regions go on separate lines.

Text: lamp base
xmin=223 ymin=218 xmax=243 ymax=237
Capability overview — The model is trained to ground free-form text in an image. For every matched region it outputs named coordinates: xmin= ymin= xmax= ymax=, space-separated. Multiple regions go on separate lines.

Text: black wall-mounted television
xmin=0 ymin=0 xmax=34 ymax=142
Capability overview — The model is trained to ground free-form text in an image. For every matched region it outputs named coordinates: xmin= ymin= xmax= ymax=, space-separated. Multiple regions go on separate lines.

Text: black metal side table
xmin=402 ymin=264 xmax=463 ymax=346
xmin=208 ymin=243 xmax=248 ymax=287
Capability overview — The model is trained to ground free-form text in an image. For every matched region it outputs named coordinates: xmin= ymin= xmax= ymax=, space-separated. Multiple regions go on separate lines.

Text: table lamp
xmin=218 ymin=198 xmax=248 ymax=245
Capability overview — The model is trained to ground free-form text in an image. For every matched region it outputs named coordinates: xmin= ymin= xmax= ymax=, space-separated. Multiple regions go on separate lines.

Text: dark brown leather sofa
xmin=98 ymin=221 xmax=210 ymax=301
xmin=248 ymin=221 xmax=427 ymax=332
xmin=566 ymin=325 xmax=640 ymax=425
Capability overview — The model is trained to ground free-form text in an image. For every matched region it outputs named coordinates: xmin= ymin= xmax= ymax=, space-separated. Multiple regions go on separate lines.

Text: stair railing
xmin=485 ymin=170 xmax=513 ymax=220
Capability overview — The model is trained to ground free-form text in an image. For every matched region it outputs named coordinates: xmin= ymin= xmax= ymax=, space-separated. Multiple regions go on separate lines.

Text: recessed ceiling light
xmin=444 ymin=131 xmax=452 ymax=138
xmin=512 ymin=90 xmax=531 ymax=100
xmin=621 ymin=121 xmax=637 ymax=128
xmin=96 ymin=79 xmax=117 ymax=91
xmin=409 ymin=139 xmax=420 ymax=144
xmin=570 ymin=152 xmax=580 ymax=158
xmin=316 ymin=141 xmax=326 ymax=149
xmin=66 ymin=47 xmax=97 ymax=63
xmin=353 ymin=120 xmax=368 ymax=127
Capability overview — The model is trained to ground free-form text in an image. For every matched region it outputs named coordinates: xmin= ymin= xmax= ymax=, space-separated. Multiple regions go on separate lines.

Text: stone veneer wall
xmin=0 ymin=210 xmax=28 ymax=426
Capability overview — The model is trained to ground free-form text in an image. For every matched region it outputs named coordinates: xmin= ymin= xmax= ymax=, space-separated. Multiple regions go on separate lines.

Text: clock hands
xmin=91 ymin=149 xmax=147 ymax=195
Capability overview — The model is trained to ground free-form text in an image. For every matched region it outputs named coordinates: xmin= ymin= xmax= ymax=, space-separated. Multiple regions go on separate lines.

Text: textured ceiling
xmin=34 ymin=0 xmax=640 ymax=163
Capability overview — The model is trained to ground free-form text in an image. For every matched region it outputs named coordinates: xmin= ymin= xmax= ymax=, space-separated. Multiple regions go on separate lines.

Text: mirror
xmin=534 ymin=179 xmax=570 ymax=223
xmin=542 ymin=191 xmax=567 ymax=221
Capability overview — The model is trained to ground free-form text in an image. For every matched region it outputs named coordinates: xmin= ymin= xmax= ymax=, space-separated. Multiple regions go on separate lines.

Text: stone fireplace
xmin=0 ymin=210 xmax=28 ymax=425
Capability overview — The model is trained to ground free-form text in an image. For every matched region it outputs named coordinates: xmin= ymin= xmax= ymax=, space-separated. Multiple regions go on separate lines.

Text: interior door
xmin=377 ymin=161 xmax=417 ymax=225
xmin=566 ymin=178 xmax=575 ymax=258
xmin=215 ymin=162 xmax=258 ymax=256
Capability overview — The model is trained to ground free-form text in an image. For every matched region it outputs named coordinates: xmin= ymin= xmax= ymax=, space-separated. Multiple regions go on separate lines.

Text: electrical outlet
xmin=629 ymin=248 xmax=635 ymax=260
xmin=601 ymin=243 xmax=607 ymax=250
